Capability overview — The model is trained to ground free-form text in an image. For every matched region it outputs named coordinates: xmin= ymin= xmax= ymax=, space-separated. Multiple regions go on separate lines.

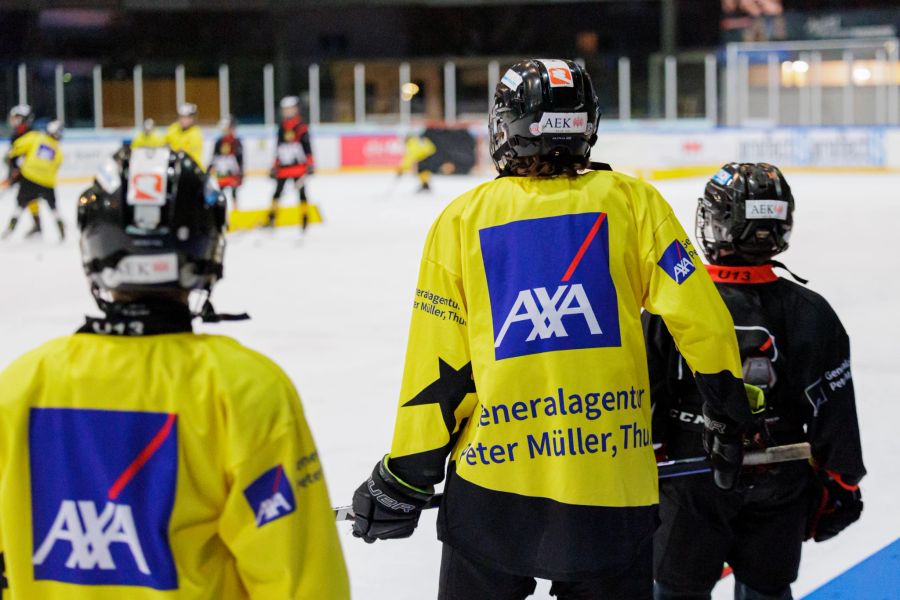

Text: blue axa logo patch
xmin=29 ymin=408 xmax=178 ymax=590
xmin=36 ymin=144 xmax=56 ymax=161
xmin=480 ymin=212 xmax=621 ymax=361
xmin=244 ymin=465 xmax=296 ymax=527
xmin=658 ymin=239 xmax=696 ymax=284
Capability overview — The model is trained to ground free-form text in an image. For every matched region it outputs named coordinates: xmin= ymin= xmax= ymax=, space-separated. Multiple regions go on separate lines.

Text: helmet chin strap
xmin=193 ymin=285 xmax=250 ymax=323
xmin=91 ymin=283 xmax=249 ymax=323
xmin=770 ymin=260 xmax=809 ymax=285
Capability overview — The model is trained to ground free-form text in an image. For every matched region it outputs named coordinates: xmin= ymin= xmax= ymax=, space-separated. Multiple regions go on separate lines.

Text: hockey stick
xmin=334 ymin=442 xmax=811 ymax=521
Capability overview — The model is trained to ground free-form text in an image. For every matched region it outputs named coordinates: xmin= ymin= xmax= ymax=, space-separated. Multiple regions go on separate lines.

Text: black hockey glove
xmin=1 ymin=552 xmax=7 ymax=591
xmin=806 ymin=471 xmax=863 ymax=542
xmin=702 ymin=403 xmax=743 ymax=491
xmin=352 ymin=456 xmax=433 ymax=543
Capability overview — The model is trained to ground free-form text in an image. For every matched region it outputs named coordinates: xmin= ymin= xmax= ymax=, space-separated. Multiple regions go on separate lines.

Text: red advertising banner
xmin=340 ymin=135 xmax=405 ymax=168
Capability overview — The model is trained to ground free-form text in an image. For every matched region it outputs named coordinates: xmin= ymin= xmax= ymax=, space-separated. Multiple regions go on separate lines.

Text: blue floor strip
xmin=803 ymin=538 xmax=900 ymax=599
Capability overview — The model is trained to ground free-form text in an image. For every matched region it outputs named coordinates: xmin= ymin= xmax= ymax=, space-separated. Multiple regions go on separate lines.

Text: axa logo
xmin=480 ymin=212 xmax=621 ymax=360
xmin=657 ymin=239 xmax=696 ymax=285
xmin=37 ymin=144 xmax=57 ymax=161
xmin=674 ymin=257 xmax=694 ymax=280
xmin=29 ymin=408 xmax=179 ymax=589
xmin=33 ymin=501 xmax=150 ymax=575
xmin=494 ymin=284 xmax=601 ymax=348
xmin=244 ymin=465 xmax=296 ymax=528
xmin=256 ymin=492 xmax=293 ymax=526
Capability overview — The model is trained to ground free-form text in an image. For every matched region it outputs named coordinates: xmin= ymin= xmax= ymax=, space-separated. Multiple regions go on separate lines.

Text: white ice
xmin=0 ymin=170 xmax=897 ymax=599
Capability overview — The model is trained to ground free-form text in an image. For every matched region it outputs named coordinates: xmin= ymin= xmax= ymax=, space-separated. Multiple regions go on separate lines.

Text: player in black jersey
xmin=644 ymin=163 xmax=866 ymax=600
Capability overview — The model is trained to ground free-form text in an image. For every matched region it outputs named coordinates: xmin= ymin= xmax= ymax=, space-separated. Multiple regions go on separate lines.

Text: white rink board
xmin=0 ymin=171 xmax=897 ymax=599
xmin=2 ymin=124 xmax=900 ymax=183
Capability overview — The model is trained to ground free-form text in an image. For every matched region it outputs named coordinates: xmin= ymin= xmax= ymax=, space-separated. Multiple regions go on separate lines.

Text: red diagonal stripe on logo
xmin=108 ymin=413 xmax=177 ymax=500
xmin=272 ymin=465 xmax=284 ymax=494
xmin=561 ymin=213 xmax=606 ymax=282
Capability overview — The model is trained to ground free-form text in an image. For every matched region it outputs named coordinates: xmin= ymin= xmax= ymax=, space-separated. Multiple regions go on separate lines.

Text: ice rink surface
xmin=1 ymin=170 xmax=898 ymax=599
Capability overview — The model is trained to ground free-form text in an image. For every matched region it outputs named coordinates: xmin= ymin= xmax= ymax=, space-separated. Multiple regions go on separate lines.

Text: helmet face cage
xmin=78 ymin=149 xmax=227 ymax=299
xmin=489 ymin=59 xmax=600 ymax=173
xmin=696 ymin=163 xmax=794 ymax=264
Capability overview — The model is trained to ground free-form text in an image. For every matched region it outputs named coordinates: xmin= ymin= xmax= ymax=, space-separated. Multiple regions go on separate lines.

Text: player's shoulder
xmin=198 ymin=335 xmax=304 ymax=427
xmin=13 ymin=130 xmax=38 ymax=145
xmin=774 ymin=277 xmax=842 ymax=326
xmin=199 ymin=335 xmax=295 ymax=386
xmin=0 ymin=336 xmax=77 ymax=402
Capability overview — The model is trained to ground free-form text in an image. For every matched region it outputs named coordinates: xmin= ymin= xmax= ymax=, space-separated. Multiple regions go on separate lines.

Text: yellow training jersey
xmin=387 ymin=169 xmax=746 ymax=579
xmin=400 ymin=136 xmax=437 ymax=172
xmin=132 ymin=130 xmax=167 ymax=150
xmin=7 ymin=131 xmax=62 ymax=189
xmin=164 ymin=124 xmax=204 ymax=167
xmin=0 ymin=333 xmax=349 ymax=600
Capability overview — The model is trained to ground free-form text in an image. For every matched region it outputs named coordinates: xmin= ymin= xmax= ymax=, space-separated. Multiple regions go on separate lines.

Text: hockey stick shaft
xmin=335 ymin=442 xmax=811 ymax=521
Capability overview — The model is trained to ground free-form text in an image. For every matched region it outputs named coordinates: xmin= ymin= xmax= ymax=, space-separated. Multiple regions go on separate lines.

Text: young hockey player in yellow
xmin=398 ymin=133 xmax=437 ymax=192
xmin=164 ymin=103 xmax=204 ymax=167
xmin=351 ymin=59 xmax=755 ymax=599
xmin=0 ymin=147 xmax=349 ymax=599
xmin=2 ymin=120 xmax=65 ymax=240
xmin=3 ymin=105 xmax=41 ymax=236
xmin=131 ymin=119 xmax=166 ymax=149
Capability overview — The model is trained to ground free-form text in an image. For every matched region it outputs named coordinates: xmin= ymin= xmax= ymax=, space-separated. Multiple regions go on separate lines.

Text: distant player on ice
xmin=210 ymin=115 xmax=244 ymax=208
xmin=645 ymin=163 xmax=866 ymax=600
xmin=0 ymin=147 xmax=349 ymax=598
xmin=270 ymin=96 xmax=314 ymax=231
xmin=130 ymin=118 xmax=166 ymax=150
xmin=164 ymin=103 xmax=204 ymax=167
xmin=2 ymin=120 xmax=65 ymax=240
xmin=351 ymin=59 xmax=757 ymax=599
xmin=2 ymin=105 xmax=41 ymax=236
xmin=397 ymin=132 xmax=437 ymax=193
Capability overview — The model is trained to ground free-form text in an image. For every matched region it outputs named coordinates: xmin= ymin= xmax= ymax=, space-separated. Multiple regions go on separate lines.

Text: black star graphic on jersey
xmin=402 ymin=358 xmax=476 ymax=435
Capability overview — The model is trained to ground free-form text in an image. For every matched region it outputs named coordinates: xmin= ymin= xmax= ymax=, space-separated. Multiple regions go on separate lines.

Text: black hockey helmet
xmin=696 ymin=162 xmax=794 ymax=264
xmin=489 ymin=59 xmax=600 ymax=174
xmin=77 ymin=147 xmax=226 ymax=301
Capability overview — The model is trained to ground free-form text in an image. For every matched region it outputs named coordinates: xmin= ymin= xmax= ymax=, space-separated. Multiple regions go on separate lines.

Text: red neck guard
xmin=705 ymin=263 xmax=779 ymax=284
